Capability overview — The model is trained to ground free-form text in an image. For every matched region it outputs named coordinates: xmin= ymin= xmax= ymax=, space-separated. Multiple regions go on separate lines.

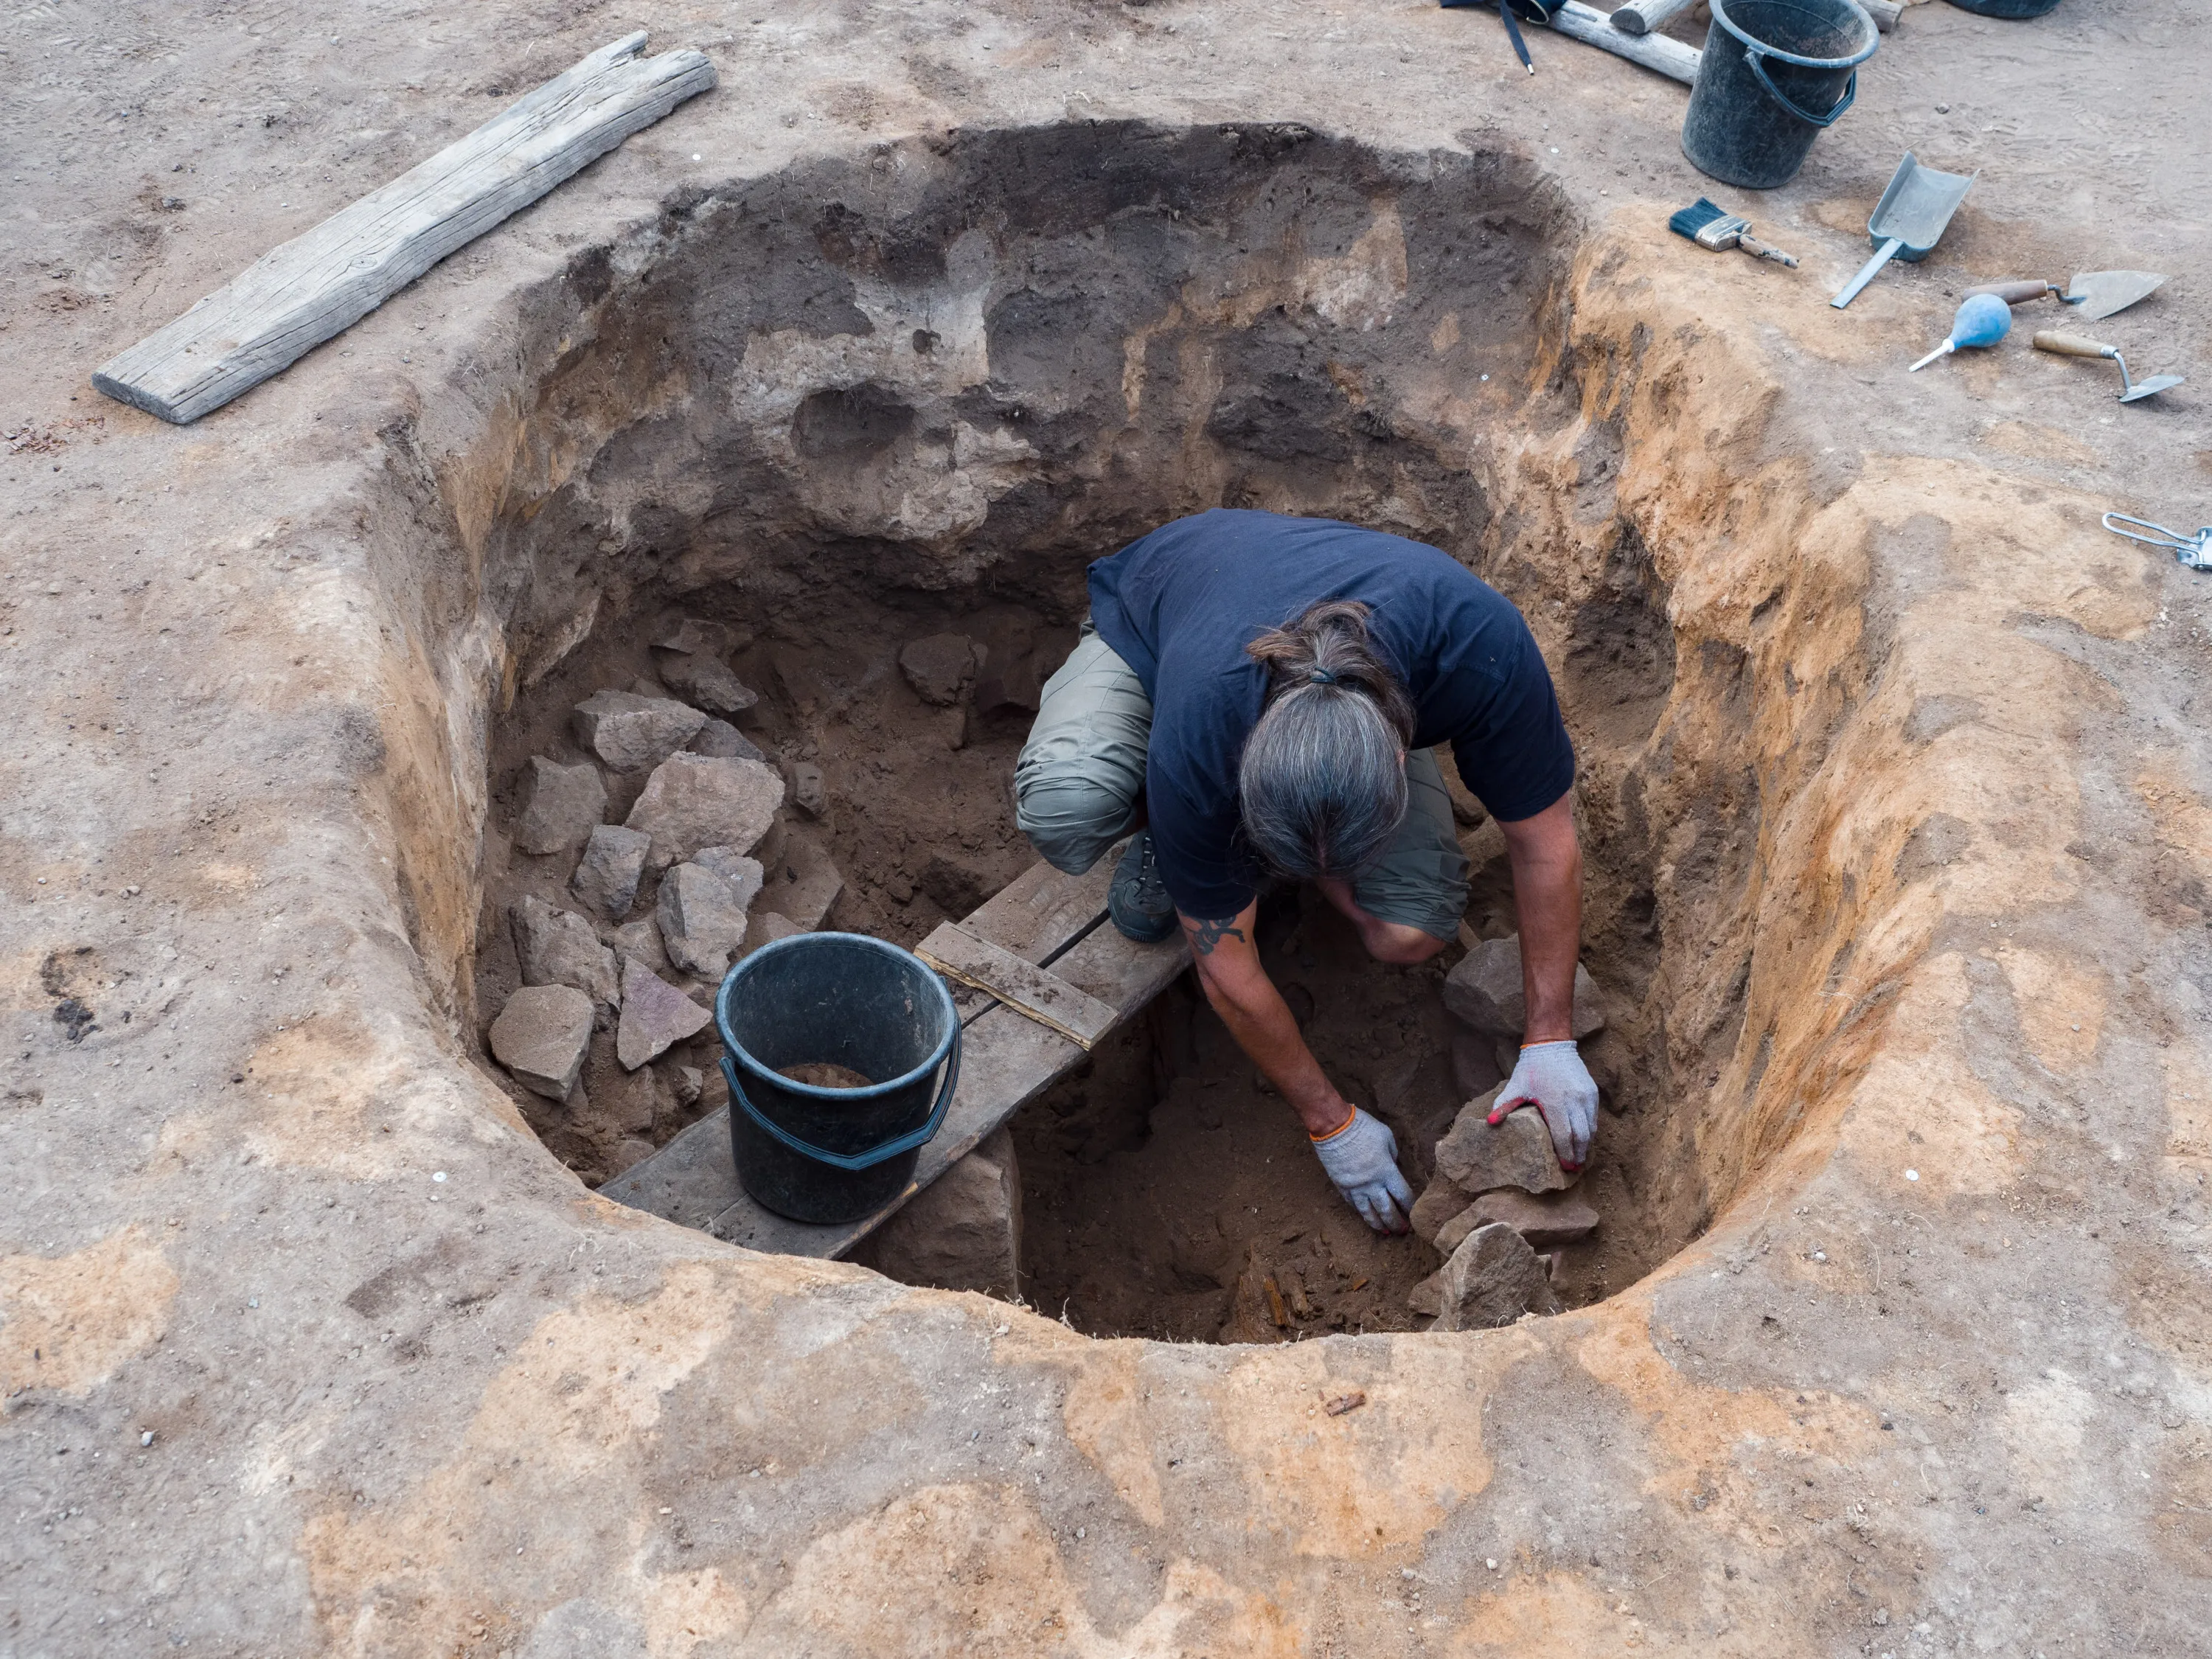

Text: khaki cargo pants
xmin=1012 ymin=622 xmax=1470 ymax=939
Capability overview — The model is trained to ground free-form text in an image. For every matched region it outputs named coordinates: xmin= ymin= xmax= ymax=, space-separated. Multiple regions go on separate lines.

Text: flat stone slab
xmin=1423 ymin=1222 xmax=1562 ymax=1332
xmin=615 ymin=956 xmax=712 ymax=1070
xmin=569 ymin=823 xmax=650 ymax=919
xmin=1432 ymin=1086 xmax=1572 ymax=1195
xmin=655 ymin=860 xmax=750 ymax=979
xmin=572 ymin=689 xmax=709 ymax=772
xmin=1442 ymin=933 xmax=1605 ymax=1040
xmin=625 ymin=752 xmax=782 ymax=869
xmin=515 ymin=757 xmax=607 ymax=855
xmin=510 ymin=894 xmax=620 ymax=1011
xmin=487 ymin=984 xmax=593 ymax=1099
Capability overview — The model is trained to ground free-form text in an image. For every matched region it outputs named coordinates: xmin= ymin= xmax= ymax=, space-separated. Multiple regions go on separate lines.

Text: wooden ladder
xmin=598 ymin=847 xmax=1189 ymax=1258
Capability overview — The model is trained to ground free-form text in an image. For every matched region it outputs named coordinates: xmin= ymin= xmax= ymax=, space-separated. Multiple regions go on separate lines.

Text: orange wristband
xmin=1310 ymin=1105 xmax=1358 ymax=1144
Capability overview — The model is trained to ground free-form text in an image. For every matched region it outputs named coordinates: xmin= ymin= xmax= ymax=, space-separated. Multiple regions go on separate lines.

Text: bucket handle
xmin=1745 ymin=50 xmax=1857 ymax=129
xmin=721 ymin=1032 xmax=963 ymax=1173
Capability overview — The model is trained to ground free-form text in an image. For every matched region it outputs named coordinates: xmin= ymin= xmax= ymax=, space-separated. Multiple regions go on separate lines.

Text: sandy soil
xmin=5 ymin=1 xmax=2212 ymax=1653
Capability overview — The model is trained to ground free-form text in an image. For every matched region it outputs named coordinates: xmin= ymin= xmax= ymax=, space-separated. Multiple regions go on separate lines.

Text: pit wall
xmin=355 ymin=123 xmax=2138 ymax=1267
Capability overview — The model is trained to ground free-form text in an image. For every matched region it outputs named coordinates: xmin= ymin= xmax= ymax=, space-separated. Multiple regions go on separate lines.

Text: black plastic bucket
xmin=717 ymin=932 xmax=961 ymax=1224
xmin=1683 ymin=0 xmax=1879 ymax=190
xmin=1944 ymin=0 xmax=2062 ymax=16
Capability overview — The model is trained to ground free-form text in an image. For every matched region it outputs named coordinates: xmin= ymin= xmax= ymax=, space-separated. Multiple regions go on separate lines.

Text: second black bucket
xmin=1944 ymin=0 xmax=2063 ymax=16
xmin=717 ymin=932 xmax=961 ymax=1225
xmin=1683 ymin=0 xmax=1879 ymax=191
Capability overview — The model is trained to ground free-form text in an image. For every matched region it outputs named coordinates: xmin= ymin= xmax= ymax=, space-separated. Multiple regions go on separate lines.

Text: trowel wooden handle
xmin=1966 ymin=279 xmax=2059 ymax=306
xmin=2033 ymin=330 xmax=2116 ymax=360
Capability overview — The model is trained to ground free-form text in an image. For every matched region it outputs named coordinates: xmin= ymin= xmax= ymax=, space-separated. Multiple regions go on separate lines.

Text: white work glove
xmin=1490 ymin=1040 xmax=1600 ymax=1170
xmin=1312 ymin=1106 xmax=1415 ymax=1234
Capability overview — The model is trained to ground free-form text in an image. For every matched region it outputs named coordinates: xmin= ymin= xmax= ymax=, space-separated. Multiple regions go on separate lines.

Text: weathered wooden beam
xmin=1550 ymin=1 xmax=1702 ymax=84
xmin=1607 ymin=0 xmax=1697 ymax=35
xmin=92 ymin=32 xmax=715 ymax=424
xmin=916 ymin=923 xmax=1121 ymax=1051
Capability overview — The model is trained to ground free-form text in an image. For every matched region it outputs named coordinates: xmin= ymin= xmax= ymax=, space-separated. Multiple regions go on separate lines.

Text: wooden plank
xmin=1607 ymin=0 xmax=1695 ymax=35
xmin=709 ymin=1001 xmax=1079 ymax=1256
xmin=605 ymin=853 xmax=1116 ymax=1237
xmin=1550 ymin=1 xmax=1700 ymax=84
xmin=916 ymin=923 xmax=1121 ymax=1049
xmin=707 ymin=897 xmax=1189 ymax=1259
xmin=596 ymin=1108 xmax=734 ymax=1226
xmin=91 ymin=33 xmax=715 ymax=424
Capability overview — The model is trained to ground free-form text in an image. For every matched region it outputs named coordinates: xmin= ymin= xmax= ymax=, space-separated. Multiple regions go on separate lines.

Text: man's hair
xmin=1238 ymin=599 xmax=1416 ymax=883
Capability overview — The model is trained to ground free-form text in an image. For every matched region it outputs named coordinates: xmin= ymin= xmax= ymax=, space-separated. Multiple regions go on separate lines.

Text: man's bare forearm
xmin=1498 ymin=796 xmax=1583 ymax=1043
xmin=1181 ymin=905 xmax=1349 ymax=1135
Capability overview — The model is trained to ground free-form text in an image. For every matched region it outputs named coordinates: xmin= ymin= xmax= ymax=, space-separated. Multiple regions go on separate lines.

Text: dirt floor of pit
xmin=475 ymin=566 xmax=1711 ymax=1340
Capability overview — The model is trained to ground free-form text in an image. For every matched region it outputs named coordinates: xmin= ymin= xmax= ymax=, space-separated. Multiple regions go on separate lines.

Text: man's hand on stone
xmin=1311 ymin=1105 xmax=1415 ymax=1234
xmin=1490 ymin=1040 xmax=1599 ymax=1169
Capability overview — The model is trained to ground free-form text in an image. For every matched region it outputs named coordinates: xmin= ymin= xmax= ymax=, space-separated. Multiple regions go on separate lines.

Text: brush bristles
xmin=1668 ymin=198 xmax=1729 ymax=240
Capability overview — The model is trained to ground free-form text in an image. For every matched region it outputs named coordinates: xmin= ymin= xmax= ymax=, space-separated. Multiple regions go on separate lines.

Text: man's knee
xmin=1364 ymin=921 xmax=1448 ymax=966
xmin=1014 ymin=774 xmax=1136 ymax=876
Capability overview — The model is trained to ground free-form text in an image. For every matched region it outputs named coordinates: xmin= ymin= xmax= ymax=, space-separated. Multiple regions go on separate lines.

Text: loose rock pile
xmin=1407 ymin=933 xmax=1608 ymax=1330
xmin=486 ymin=627 xmax=849 ymax=1166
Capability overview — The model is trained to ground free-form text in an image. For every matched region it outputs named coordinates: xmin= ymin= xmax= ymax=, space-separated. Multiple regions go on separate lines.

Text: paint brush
xmin=1667 ymin=198 xmax=1798 ymax=268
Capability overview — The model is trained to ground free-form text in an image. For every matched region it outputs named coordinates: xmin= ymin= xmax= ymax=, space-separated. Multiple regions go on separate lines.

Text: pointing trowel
xmin=1962 ymin=270 xmax=2168 ymax=323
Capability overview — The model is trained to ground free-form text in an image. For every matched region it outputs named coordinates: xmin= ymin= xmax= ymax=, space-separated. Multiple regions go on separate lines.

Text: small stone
xmin=655 ymin=618 xmax=734 ymax=657
xmin=688 ymin=718 xmax=764 ymax=761
xmin=1427 ymin=1222 xmax=1562 ymax=1332
xmin=1410 ymin=1180 xmax=1474 ymax=1246
xmin=1441 ymin=934 xmax=1604 ymax=1040
xmin=899 ymin=633 xmax=985 ymax=706
xmin=653 ymin=647 xmax=758 ymax=717
xmin=514 ymin=757 xmax=606 ymax=855
xmin=788 ymin=760 xmax=827 ymax=819
xmin=692 ymin=846 xmax=765 ymax=912
xmin=608 ymin=919 xmax=669 ymax=975
xmin=970 ymin=652 xmax=1043 ymax=716
xmin=1408 ymin=1270 xmax=1445 ymax=1318
xmin=673 ymin=1065 xmax=703 ymax=1107
xmin=1462 ymin=1187 xmax=1600 ymax=1251
xmin=751 ymin=827 xmax=844 ymax=933
xmin=509 ymin=896 xmax=620 ymax=1012
xmin=616 ymin=958 xmax=712 ymax=1071
xmin=488 ymin=984 xmax=593 ymax=1099
xmin=656 ymin=862 xmax=751 ymax=980
xmin=751 ymin=911 xmax=804 ymax=950
xmin=571 ymin=690 xmax=709 ymax=773
xmin=859 ymin=1127 xmax=1021 ymax=1297
xmin=1433 ymin=1087 xmax=1571 ymax=1195
xmin=569 ymin=824 xmax=650 ymax=919
xmin=625 ymin=753 xmax=783 ymax=869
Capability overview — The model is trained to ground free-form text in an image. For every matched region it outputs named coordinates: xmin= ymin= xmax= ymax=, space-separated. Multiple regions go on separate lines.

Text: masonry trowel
xmin=1962 ymin=270 xmax=2168 ymax=322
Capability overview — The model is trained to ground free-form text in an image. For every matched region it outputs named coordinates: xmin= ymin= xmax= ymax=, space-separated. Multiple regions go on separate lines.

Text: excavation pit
xmin=463 ymin=122 xmax=1802 ymax=1340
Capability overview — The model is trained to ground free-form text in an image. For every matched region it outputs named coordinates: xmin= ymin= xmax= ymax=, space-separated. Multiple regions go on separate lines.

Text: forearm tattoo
xmin=1187 ymin=917 xmax=1246 ymax=956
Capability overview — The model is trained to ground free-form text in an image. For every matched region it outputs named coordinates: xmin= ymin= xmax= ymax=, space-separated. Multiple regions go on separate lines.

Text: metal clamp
xmin=2104 ymin=512 xmax=2212 ymax=571
xmin=1746 ymin=52 xmax=1857 ymax=128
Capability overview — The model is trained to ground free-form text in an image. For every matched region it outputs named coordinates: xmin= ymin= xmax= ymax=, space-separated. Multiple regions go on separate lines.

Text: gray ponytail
xmin=1238 ymin=599 xmax=1415 ymax=882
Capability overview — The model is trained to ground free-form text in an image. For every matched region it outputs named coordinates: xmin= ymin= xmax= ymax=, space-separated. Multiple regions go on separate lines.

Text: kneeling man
xmin=1013 ymin=509 xmax=1596 ymax=1234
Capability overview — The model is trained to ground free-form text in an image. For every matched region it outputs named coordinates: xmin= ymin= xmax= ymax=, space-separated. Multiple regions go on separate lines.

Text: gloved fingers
xmin=1348 ymin=1186 xmax=1387 ymax=1234
xmin=1534 ymin=1100 xmax=1587 ymax=1171
xmin=1382 ymin=1160 xmax=1416 ymax=1217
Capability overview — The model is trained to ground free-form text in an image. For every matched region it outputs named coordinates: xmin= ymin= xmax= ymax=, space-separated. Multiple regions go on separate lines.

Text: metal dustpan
xmin=1832 ymin=153 xmax=1979 ymax=309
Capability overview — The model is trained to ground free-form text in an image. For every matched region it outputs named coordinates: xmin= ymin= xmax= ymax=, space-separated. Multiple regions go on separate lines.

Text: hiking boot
xmin=1108 ymin=831 xmax=1178 ymax=944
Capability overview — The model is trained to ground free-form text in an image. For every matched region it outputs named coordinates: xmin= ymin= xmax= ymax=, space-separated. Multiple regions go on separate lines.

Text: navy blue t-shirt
xmin=1087 ymin=509 xmax=1575 ymax=920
